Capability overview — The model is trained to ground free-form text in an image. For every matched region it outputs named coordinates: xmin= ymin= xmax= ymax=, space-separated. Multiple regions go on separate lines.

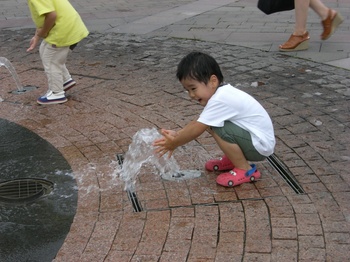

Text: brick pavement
xmin=0 ymin=0 xmax=350 ymax=261
xmin=1 ymin=0 xmax=349 ymax=68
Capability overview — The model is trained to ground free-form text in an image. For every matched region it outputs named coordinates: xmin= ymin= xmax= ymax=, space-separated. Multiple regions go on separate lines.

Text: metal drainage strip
xmin=267 ymin=154 xmax=305 ymax=194
xmin=117 ymin=154 xmax=143 ymax=212
xmin=0 ymin=178 xmax=54 ymax=203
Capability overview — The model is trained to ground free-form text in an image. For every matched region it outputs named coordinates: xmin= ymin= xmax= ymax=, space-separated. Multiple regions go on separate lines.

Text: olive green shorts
xmin=211 ymin=121 xmax=266 ymax=161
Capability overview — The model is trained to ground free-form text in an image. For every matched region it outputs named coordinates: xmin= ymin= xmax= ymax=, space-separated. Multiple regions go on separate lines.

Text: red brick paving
xmin=1 ymin=1 xmax=350 ymax=259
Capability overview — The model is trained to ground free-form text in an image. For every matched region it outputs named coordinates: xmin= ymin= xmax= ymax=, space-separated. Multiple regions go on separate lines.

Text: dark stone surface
xmin=0 ymin=118 xmax=77 ymax=262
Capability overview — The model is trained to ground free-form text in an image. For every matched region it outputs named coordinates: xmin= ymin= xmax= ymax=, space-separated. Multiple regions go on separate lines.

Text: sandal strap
xmin=245 ymin=164 xmax=257 ymax=177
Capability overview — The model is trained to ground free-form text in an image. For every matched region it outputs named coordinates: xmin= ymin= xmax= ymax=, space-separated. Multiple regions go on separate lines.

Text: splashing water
xmin=0 ymin=57 xmax=24 ymax=92
xmin=118 ymin=128 xmax=180 ymax=191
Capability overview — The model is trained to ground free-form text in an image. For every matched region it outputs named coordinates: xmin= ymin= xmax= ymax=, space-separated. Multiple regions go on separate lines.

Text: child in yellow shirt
xmin=27 ymin=0 xmax=89 ymax=104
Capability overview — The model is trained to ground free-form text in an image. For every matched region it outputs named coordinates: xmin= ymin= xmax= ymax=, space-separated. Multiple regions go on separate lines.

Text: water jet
xmin=0 ymin=57 xmax=37 ymax=94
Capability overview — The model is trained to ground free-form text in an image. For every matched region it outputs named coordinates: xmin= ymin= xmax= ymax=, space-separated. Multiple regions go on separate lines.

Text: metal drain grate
xmin=117 ymin=153 xmax=143 ymax=212
xmin=12 ymin=85 xmax=38 ymax=95
xmin=162 ymin=169 xmax=201 ymax=181
xmin=127 ymin=190 xmax=143 ymax=212
xmin=267 ymin=154 xmax=305 ymax=194
xmin=0 ymin=178 xmax=54 ymax=203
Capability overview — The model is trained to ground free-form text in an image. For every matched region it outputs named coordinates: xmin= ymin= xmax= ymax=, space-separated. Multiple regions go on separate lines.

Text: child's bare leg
xmin=211 ymin=131 xmax=251 ymax=171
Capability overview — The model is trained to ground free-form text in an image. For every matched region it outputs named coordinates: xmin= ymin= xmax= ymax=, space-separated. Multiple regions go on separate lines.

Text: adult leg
xmin=310 ymin=0 xmax=343 ymax=40
xmin=294 ymin=0 xmax=311 ymax=35
xmin=309 ymin=0 xmax=331 ymax=20
xmin=279 ymin=0 xmax=311 ymax=51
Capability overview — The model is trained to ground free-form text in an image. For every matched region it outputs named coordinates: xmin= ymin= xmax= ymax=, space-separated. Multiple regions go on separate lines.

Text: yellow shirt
xmin=28 ymin=0 xmax=89 ymax=47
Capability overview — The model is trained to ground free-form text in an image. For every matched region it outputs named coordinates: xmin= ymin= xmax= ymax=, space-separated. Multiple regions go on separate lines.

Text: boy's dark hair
xmin=176 ymin=51 xmax=224 ymax=84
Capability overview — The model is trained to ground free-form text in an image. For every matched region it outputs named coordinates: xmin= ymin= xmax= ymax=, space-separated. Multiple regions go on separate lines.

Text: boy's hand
xmin=153 ymin=121 xmax=207 ymax=158
xmin=161 ymin=129 xmax=178 ymax=137
xmin=153 ymin=129 xmax=177 ymax=158
xmin=27 ymin=35 xmax=40 ymax=52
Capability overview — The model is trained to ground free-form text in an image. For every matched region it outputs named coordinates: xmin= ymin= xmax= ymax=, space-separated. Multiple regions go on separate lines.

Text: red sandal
xmin=216 ymin=164 xmax=261 ymax=187
xmin=205 ymin=155 xmax=234 ymax=171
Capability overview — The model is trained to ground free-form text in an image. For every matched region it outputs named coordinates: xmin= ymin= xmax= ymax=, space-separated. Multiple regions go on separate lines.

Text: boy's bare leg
xmin=211 ymin=132 xmax=251 ymax=171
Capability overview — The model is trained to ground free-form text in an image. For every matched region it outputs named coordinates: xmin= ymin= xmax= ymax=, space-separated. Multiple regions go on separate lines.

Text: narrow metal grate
xmin=117 ymin=153 xmax=143 ymax=212
xmin=127 ymin=190 xmax=143 ymax=212
xmin=0 ymin=178 xmax=54 ymax=203
xmin=267 ymin=154 xmax=305 ymax=194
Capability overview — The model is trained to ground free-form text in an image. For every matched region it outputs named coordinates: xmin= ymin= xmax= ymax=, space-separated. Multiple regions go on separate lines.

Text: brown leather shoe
xmin=279 ymin=32 xmax=310 ymax=52
xmin=321 ymin=9 xmax=344 ymax=40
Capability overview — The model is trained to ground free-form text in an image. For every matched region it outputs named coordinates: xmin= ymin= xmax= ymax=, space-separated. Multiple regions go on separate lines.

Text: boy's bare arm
xmin=174 ymin=120 xmax=207 ymax=147
xmin=154 ymin=120 xmax=208 ymax=157
xmin=27 ymin=11 xmax=57 ymax=52
xmin=37 ymin=11 xmax=57 ymax=38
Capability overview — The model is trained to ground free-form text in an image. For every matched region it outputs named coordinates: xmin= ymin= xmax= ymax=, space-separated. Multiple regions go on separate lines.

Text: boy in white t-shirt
xmin=27 ymin=0 xmax=89 ymax=105
xmin=153 ymin=51 xmax=275 ymax=187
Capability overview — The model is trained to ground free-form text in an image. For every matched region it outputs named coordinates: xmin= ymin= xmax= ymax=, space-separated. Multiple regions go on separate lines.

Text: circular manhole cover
xmin=0 ymin=178 xmax=54 ymax=203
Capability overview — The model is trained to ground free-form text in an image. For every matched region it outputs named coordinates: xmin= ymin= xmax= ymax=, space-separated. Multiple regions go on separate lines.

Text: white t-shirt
xmin=197 ymin=84 xmax=275 ymax=156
